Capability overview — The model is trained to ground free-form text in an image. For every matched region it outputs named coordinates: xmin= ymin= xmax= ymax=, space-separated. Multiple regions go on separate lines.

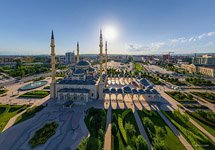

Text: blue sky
xmin=0 ymin=0 xmax=215 ymax=55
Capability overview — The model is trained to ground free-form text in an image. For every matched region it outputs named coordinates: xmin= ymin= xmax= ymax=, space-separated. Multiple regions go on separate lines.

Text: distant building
xmin=193 ymin=54 xmax=215 ymax=66
xmin=133 ymin=55 xmax=142 ymax=62
xmin=58 ymin=55 xmax=66 ymax=64
xmin=163 ymin=54 xmax=169 ymax=62
xmin=181 ymin=63 xmax=215 ymax=77
xmin=0 ymin=56 xmax=17 ymax=67
xmin=65 ymin=51 xmax=75 ymax=64
xmin=198 ymin=66 xmax=215 ymax=77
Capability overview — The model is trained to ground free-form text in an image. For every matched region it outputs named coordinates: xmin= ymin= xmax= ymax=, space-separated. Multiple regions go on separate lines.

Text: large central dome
xmin=76 ymin=60 xmax=90 ymax=67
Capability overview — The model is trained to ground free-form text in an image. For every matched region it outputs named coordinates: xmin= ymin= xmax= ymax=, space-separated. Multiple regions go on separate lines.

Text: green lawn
xmin=191 ymin=92 xmax=215 ymax=103
xmin=111 ymin=109 xmax=148 ymax=150
xmin=14 ymin=105 xmax=45 ymax=125
xmin=162 ymin=110 xmax=215 ymax=150
xmin=19 ymin=90 xmax=50 ymax=98
xmin=134 ymin=63 xmax=143 ymax=72
xmin=138 ymin=109 xmax=186 ymax=150
xmin=0 ymin=104 xmax=28 ymax=132
xmin=78 ymin=107 xmax=106 ymax=150
xmin=43 ymin=86 xmax=50 ymax=90
xmin=166 ymin=91 xmax=196 ymax=102
xmin=186 ymin=110 xmax=215 ymax=137
xmin=28 ymin=122 xmax=58 ymax=148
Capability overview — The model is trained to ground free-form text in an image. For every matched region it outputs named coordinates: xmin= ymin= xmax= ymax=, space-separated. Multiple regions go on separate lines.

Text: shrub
xmin=78 ymin=137 xmax=89 ymax=150
xmin=143 ymin=117 xmax=155 ymax=134
xmin=153 ymin=137 xmax=167 ymax=150
xmin=125 ymin=122 xmax=136 ymax=138
xmin=136 ymin=135 xmax=148 ymax=150
xmin=28 ymin=122 xmax=58 ymax=148
xmin=122 ymin=109 xmax=131 ymax=120
xmin=112 ymin=113 xmax=117 ymax=123
xmin=112 ymin=122 xmax=118 ymax=136
xmin=86 ymin=137 xmax=100 ymax=150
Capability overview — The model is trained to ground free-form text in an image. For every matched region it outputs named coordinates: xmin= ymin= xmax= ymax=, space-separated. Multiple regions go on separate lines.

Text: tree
xmin=86 ymin=137 xmax=100 ymax=150
xmin=143 ymin=117 xmax=155 ymax=134
xmin=112 ymin=113 xmax=117 ymax=123
xmin=153 ymin=137 xmax=167 ymax=150
xmin=136 ymin=135 xmax=148 ymax=150
xmin=156 ymin=127 xmax=166 ymax=139
xmin=125 ymin=122 xmax=136 ymax=138
xmin=125 ymin=145 xmax=133 ymax=150
xmin=111 ymin=122 xmax=117 ymax=136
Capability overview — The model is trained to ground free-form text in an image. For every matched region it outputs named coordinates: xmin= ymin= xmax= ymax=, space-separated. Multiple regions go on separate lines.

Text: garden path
xmin=153 ymin=105 xmax=194 ymax=150
xmin=133 ymin=110 xmax=152 ymax=150
xmin=104 ymin=106 xmax=112 ymax=150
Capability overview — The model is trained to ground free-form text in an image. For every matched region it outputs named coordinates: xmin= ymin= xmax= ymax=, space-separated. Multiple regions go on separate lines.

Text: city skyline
xmin=0 ymin=0 xmax=215 ymax=55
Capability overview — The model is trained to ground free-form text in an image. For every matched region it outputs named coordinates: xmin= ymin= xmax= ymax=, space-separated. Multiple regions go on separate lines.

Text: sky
xmin=0 ymin=0 xmax=215 ymax=55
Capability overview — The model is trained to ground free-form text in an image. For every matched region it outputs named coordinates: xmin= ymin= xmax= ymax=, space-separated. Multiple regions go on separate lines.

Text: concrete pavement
xmin=133 ymin=110 xmax=152 ymax=150
xmin=104 ymin=106 xmax=112 ymax=150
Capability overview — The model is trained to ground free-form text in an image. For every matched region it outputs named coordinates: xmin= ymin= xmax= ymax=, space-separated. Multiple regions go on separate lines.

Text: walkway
xmin=153 ymin=105 xmax=194 ymax=150
xmin=2 ymin=97 xmax=49 ymax=132
xmin=188 ymin=92 xmax=215 ymax=112
xmin=189 ymin=117 xmax=215 ymax=143
xmin=133 ymin=110 xmax=152 ymax=150
xmin=104 ymin=106 xmax=112 ymax=150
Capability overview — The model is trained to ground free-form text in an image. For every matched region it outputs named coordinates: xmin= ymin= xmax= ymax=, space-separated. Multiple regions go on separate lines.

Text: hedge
xmin=118 ymin=115 xmax=128 ymax=144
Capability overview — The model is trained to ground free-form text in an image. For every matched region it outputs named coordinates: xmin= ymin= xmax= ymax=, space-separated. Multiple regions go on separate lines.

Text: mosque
xmin=49 ymin=30 xmax=161 ymax=106
xmin=50 ymin=30 xmax=107 ymax=105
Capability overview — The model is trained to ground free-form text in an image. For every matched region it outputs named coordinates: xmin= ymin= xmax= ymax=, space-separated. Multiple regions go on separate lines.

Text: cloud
xmin=125 ymin=42 xmax=166 ymax=52
xmin=126 ymin=31 xmax=215 ymax=53
xmin=170 ymin=31 xmax=215 ymax=43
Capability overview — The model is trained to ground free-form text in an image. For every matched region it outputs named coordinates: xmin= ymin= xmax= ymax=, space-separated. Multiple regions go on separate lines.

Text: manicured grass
xmin=186 ymin=78 xmax=214 ymax=86
xmin=134 ymin=63 xmax=143 ymax=72
xmin=19 ymin=90 xmax=50 ymax=98
xmin=165 ymin=91 xmax=209 ymax=110
xmin=43 ymin=86 xmax=50 ymax=90
xmin=191 ymin=92 xmax=215 ymax=103
xmin=166 ymin=91 xmax=196 ymax=102
xmin=186 ymin=110 xmax=215 ymax=137
xmin=0 ymin=104 xmax=28 ymax=132
xmin=14 ymin=105 xmax=45 ymax=125
xmin=138 ymin=109 xmax=186 ymax=150
xmin=78 ymin=107 xmax=106 ymax=150
xmin=28 ymin=122 xmax=58 ymax=148
xmin=162 ymin=110 xmax=215 ymax=150
xmin=111 ymin=109 xmax=148 ymax=150
xmin=162 ymin=77 xmax=186 ymax=86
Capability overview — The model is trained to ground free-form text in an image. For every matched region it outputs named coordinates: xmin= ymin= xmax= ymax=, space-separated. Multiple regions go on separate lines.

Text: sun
xmin=104 ymin=26 xmax=118 ymax=41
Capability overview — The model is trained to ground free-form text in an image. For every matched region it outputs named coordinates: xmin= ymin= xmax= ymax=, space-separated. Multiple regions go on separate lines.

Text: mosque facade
xmin=50 ymin=30 xmax=107 ymax=105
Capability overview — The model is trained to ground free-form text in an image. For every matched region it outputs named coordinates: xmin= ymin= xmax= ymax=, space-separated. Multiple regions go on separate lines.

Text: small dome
xmin=89 ymin=66 xmax=95 ymax=72
xmin=73 ymin=69 xmax=85 ymax=75
xmin=76 ymin=60 xmax=90 ymax=66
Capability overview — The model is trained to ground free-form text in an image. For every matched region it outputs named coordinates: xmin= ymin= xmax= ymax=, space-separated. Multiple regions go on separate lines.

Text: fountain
xmin=19 ymin=81 xmax=48 ymax=91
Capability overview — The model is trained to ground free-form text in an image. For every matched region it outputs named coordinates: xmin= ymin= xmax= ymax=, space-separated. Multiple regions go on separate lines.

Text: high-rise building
xmin=65 ymin=51 xmax=75 ymax=64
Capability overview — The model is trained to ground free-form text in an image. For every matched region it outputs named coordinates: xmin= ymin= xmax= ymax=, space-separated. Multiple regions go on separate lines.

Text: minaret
xmin=98 ymin=30 xmax=105 ymax=100
xmin=50 ymin=30 xmax=56 ymax=99
xmin=77 ymin=42 xmax=80 ymax=63
xmin=99 ymin=29 xmax=103 ymax=81
xmin=105 ymin=41 xmax=108 ymax=74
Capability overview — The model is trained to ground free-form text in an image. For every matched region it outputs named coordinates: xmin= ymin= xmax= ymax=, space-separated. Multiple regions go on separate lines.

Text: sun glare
xmin=104 ymin=26 xmax=118 ymax=41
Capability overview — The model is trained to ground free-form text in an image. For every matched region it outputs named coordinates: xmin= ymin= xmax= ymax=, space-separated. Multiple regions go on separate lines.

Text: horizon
xmin=0 ymin=0 xmax=215 ymax=55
